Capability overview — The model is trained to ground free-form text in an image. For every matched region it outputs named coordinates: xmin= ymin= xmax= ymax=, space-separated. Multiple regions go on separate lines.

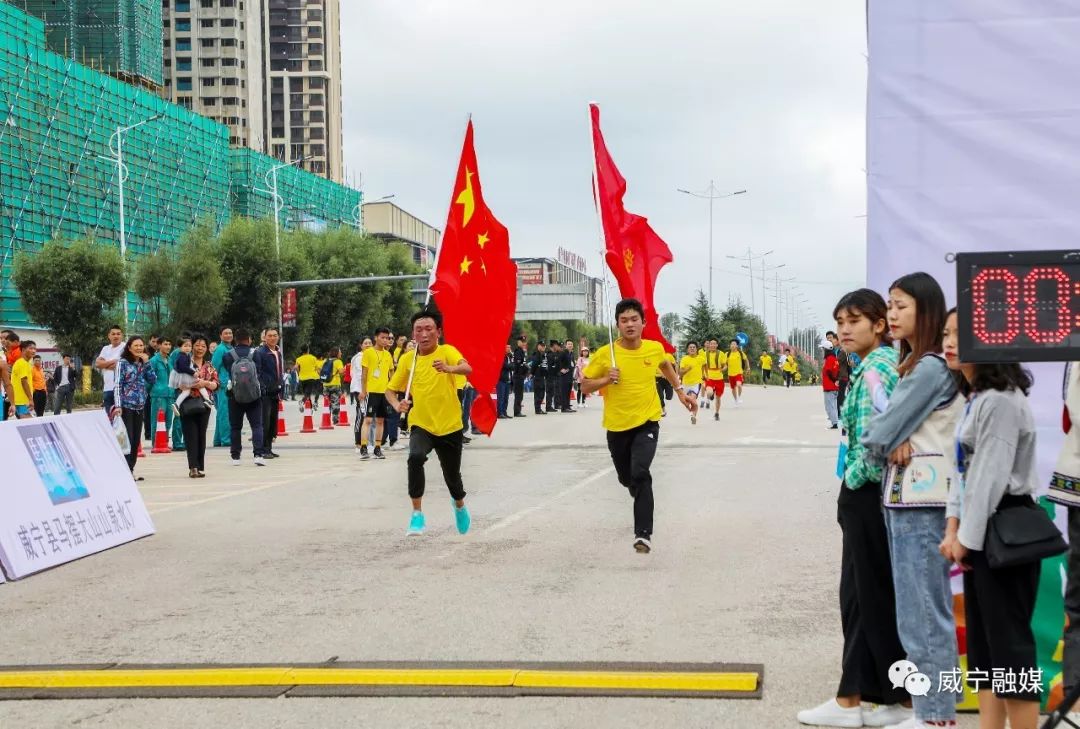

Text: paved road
xmin=0 ymin=386 xmax=978 ymax=728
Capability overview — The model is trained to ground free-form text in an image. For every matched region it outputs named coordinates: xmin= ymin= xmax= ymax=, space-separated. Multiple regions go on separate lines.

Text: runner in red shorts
xmin=702 ymin=338 xmax=727 ymax=421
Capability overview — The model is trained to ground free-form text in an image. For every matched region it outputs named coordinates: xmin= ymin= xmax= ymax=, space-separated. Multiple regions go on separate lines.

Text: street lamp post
xmin=677 ymin=183 xmax=746 ymax=307
xmin=105 ymin=113 xmax=163 ymax=330
xmin=352 ymin=193 xmax=396 ymax=230
xmin=727 ymin=248 xmax=771 ymax=320
xmin=262 ymin=155 xmax=314 ymax=352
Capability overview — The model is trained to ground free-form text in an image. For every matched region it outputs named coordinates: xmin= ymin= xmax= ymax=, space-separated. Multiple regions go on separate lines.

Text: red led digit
xmin=971 ymin=267 xmax=1020 ymax=345
xmin=1023 ymin=266 xmax=1071 ymax=344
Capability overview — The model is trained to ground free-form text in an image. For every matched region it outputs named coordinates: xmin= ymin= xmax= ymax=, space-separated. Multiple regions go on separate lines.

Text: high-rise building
xmin=160 ymin=0 xmax=265 ymax=150
xmin=265 ymin=0 xmax=343 ymax=182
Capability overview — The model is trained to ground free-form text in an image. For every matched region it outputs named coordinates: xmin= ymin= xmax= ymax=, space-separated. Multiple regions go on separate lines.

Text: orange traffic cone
xmin=137 ymin=435 xmax=146 ymax=458
xmin=300 ymin=398 xmax=317 ymax=433
xmin=151 ymin=408 xmax=172 ymax=453
xmin=319 ymin=395 xmax=335 ymax=430
xmin=276 ymin=398 xmax=289 ymax=436
xmin=337 ymin=394 xmax=350 ymax=427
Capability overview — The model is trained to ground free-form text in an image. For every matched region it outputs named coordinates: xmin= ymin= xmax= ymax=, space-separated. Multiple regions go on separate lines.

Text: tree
xmin=133 ymin=249 xmax=174 ymax=334
xmin=12 ymin=236 xmax=125 ymax=359
xmin=216 ymin=217 xmax=281 ymax=333
xmin=166 ymin=224 xmax=226 ymax=334
xmin=679 ymin=289 xmax=722 ymax=346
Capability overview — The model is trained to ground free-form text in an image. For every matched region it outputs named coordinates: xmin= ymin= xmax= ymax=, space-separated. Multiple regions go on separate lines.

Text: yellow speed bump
xmin=515 ymin=670 xmax=758 ymax=692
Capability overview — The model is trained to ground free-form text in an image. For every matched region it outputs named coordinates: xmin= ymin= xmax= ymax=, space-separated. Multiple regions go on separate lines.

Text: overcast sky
xmin=340 ymin=1 xmax=868 ymax=336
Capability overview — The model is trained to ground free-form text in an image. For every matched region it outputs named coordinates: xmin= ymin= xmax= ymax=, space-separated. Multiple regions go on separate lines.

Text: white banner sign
xmin=867 ymin=0 xmax=1080 ymax=481
xmin=0 ymin=411 xmax=155 ymax=580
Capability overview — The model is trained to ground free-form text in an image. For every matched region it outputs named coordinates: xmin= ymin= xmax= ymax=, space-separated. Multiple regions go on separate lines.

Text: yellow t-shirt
xmin=760 ymin=353 xmax=773 ymax=370
xmin=11 ymin=357 xmax=32 ymax=406
xmin=679 ymin=354 xmax=704 ymax=386
xmin=327 ymin=359 xmax=344 ymax=388
xmin=295 ymin=353 xmax=319 ymax=381
xmin=585 ymin=339 xmax=665 ymax=432
xmin=703 ymin=350 xmax=727 ymax=380
xmin=388 ymin=344 xmax=465 ymax=437
xmin=360 ymin=348 xmax=394 ymax=394
xmin=727 ymin=350 xmax=746 ymax=377
xmin=655 ymin=351 xmax=676 ymax=378
xmin=783 ymin=356 xmax=799 ymax=373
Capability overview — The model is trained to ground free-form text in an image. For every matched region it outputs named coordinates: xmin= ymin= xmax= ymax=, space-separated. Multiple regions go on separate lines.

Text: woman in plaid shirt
xmin=799 ymin=289 xmax=909 ymax=728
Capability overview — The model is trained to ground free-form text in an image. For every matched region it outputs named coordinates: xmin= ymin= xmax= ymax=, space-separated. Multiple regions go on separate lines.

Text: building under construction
xmin=12 ymin=0 xmax=163 ymax=88
xmin=0 ymin=1 xmax=361 ymax=329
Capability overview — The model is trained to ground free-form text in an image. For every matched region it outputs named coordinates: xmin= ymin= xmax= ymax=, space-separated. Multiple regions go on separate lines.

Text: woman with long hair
xmin=575 ymin=345 xmax=590 ymax=407
xmin=799 ymin=289 xmax=910 ymax=728
xmin=863 ymin=273 xmax=961 ymax=728
xmin=941 ymin=309 xmax=1041 ymax=729
xmin=116 ymin=335 xmax=156 ymax=478
xmin=177 ymin=334 xmax=219 ymax=479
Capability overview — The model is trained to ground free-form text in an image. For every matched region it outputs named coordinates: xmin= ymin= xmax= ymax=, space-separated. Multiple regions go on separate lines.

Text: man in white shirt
xmin=350 ymin=339 xmax=366 ymax=450
xmin=94 ymin=324 xmax=125 ymax=412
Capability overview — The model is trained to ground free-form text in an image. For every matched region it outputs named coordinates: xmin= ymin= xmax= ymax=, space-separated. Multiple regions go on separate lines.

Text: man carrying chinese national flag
xmin=431 ymin=119 xmax=517 ymax=437
xmin=581 ymin=298 xmax=694 ymax=554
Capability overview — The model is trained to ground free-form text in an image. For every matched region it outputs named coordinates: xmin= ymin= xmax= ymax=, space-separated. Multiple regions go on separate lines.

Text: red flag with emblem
xmin=590 ymin=104 xmax=675 ymax=353
xmin=431 ymin=120 xmax=517 ymax=436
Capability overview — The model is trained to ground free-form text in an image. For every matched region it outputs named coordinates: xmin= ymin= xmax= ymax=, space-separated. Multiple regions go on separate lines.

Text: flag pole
xmin=587 ymin=103 xmax=618 ymax=370
xmin=404 ymin=113 xmax=472 ymax=402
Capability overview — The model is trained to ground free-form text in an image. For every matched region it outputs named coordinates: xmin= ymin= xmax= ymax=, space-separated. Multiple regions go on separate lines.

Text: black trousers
xmin=513 ymin=377 xmax=526 ymax=415
xmin=1066 ymin=509 xmax=1080 ymax=696
xmin=407 ymin=427 xmax=466 ymax=501
xmin=143 ymin=391 xmax=153 ymax=439
xmin=656 ymin=377 xmax=673 ymax=405
xmin=836 ymin=481 xmax=907 ymax=705
xmin=180 ymin=409 xmax=210 ymax=471
xmin=606 ymin=420 xmax=660 ymax=538
xmin=229 ymin=397 xmax=265 ymax=458
xmin=560 ymin=373 xmax=574 ymax=409
xmin=121 ymin=408 xmax=143 ymax=471
xmin=545 ymin=376 xmax=557 ymax=411
xmin=33 ymin=390 xmax=47 ymax=417
xmin=53 ymin=384 xmax=74 ymax=414
xmin=260 ymin=395 xmax=278 ymax=453
xmin=533 ymin=376 xmax=547 ymax=413
xmin=964 ymin=496 xmax=1041 ymax=701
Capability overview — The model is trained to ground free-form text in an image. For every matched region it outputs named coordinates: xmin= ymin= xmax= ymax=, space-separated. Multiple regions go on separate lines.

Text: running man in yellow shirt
xmin=679 ymin=342 xmax=705 ymax=425
xmin=726 ymin=339 xmax=750 ymax=407
xmin=386 ymin=310 xmax=473 ymax=537
xmin=759 ymin=351 xmax=774 ymax=389
xmin=358 ymin=327 xmax=395 ymax=461
xmin=581 ymin=298 xmax=695 ymax=554
xmin=702 ymin=338 xmax=728 ymax=420
xmin=294 ymin=345 xmax=322 ymax=410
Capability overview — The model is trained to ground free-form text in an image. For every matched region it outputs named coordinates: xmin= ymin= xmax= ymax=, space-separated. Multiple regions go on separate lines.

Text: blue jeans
xmin=496 ymin=380 xmax=510 ymax=417
xmin=103 ymin=390 xmax=115 ymax=412
xmin=824 ymin=390 xmax=839 ymax=426
xmin=461 ymin=387 xmax=476 ymax=431
xmin=885 ymin=507 xmax=958 ymax=721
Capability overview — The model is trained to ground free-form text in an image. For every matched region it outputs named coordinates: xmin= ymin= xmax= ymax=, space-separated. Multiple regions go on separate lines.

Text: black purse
xmin=178 ymin=396 xmax=211 ymax=418
xmin=985 ymin=499 xmax=1067 ymax=569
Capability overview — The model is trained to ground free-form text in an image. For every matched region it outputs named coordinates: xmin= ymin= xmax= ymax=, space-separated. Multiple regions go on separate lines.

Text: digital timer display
xmin=956 ymin=250 xmax=1080 ymax=363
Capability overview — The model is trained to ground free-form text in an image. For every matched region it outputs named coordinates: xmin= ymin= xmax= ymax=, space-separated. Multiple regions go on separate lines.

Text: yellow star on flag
xmin=455 ymin=169 xmax=476 ymax=227
xmin=477 ymin=232 xmax=489 ymax=249
xmin=460 ymin=256 xmax=473 ymax=275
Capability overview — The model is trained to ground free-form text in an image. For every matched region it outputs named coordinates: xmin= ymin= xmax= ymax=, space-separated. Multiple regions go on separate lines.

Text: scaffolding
xmin=14 ymin=0 xmax=163 ymax=88
xmin=0 ymin=1 xmax=362 ymax=330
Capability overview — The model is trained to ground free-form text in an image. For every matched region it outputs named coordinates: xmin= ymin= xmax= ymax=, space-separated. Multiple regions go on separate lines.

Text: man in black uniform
xmin=545 ymin=340 xmax=560 ymax=412
xmin=512 ymin=335 xmax=529 ymax=417
xmin=529 ymin=340 xmax=549 ymax=414
xmin=561 ymin=339 xmax=576 ymax=412
xmin=497 ymin=344 xmax=514 ymax=419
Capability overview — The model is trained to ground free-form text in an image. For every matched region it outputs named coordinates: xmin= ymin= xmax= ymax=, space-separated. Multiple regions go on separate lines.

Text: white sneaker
xmin=253 ymin=456 xmax=266 ymax=466
xmin=864 ymin=705 xmax=912 ymax=728
xmin=884 ymin=718 xmax=945 ymax=729
xmin=230 ymin=458 xmax=241 ymax=467
xmin=797 ymin=698 xmax=863 ymax=728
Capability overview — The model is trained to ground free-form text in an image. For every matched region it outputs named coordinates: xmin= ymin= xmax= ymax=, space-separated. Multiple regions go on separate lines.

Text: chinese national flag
xmin=431 ymin=120 xmax=517 ymax=436
xmin=590 ymin=104 xmax=675 ymax=352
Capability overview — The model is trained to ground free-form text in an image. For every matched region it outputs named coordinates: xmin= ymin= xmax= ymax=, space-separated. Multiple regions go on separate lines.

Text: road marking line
xmin=0 ymin=666 xmax=758 ymax=693
xmin=484 ymin=466 xmax=616 ymax=535
xmin=148 ymin=483 xmax=283 ymax=515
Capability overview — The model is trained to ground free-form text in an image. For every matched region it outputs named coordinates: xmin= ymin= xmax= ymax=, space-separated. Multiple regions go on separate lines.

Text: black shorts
xmin=365 ymin=392 xmax=390 ymax=419
xmin=762 ymin=369 xmax=772 ymax=381
xmin=301 ymin=379 xmax=323 ymax=399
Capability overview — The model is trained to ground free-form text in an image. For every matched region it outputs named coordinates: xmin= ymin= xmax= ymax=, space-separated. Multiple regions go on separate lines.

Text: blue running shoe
xmin=407 ymin=511 xmax=425 ymax=536
xmin=454 ymin=503 xmax=471 ymax=535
